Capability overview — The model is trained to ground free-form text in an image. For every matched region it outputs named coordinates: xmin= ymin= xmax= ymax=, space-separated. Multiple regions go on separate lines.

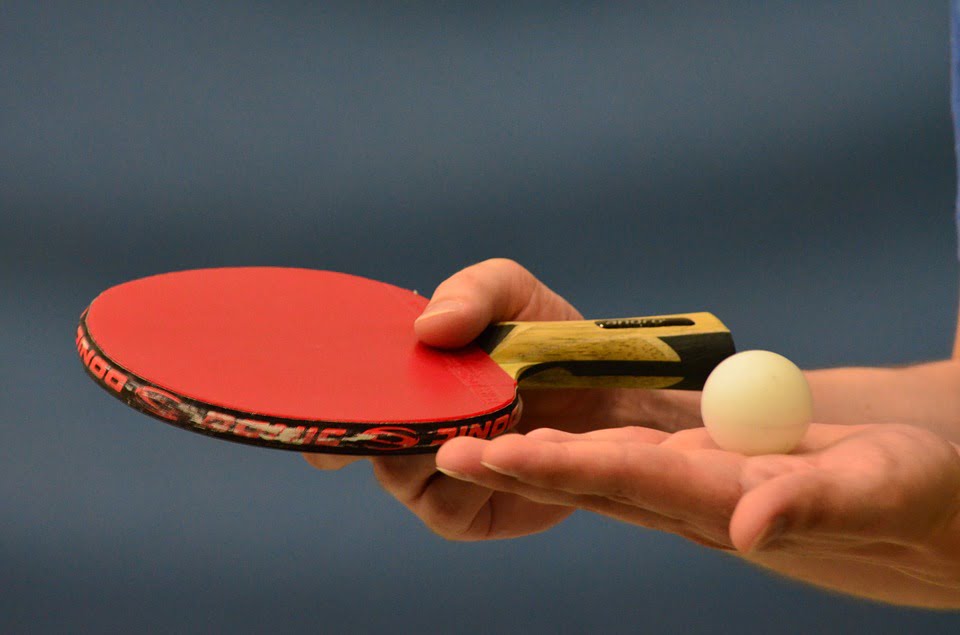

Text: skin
xmin=304 ymin=258 xmax=960 ymax=609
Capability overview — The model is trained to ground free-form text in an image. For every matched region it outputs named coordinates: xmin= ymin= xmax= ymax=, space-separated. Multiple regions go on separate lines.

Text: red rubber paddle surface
xmin=84 ymin=268 xmax=518 ymax=424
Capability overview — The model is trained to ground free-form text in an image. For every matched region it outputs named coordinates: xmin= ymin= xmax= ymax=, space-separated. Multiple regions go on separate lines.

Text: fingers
xmin=439 ymin=432 xmax=742 ymax=526
xmin=414 ymin=258 xmax=580 ymax=348
xmin=371 ymin=454 xmax=496 ymax=539
xmin=524 ymin=426 xmax=672 ymax=445
xmin=372 ymin=451 xmax=573 ymax=540
xmin=437 ymin=430 xmax=634 ymax=483
xmin=302 ymin=453 xmax=364 ymax=470
xmin=437 ymin=436 xmax=653 ymax=512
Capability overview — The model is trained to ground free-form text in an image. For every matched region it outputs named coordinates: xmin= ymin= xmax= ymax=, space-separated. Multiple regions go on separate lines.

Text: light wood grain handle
xmin=475 ymin=312 xmax=734 ymax=390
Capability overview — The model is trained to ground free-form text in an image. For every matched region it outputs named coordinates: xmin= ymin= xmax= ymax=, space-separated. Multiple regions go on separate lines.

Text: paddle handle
xmin=475 ymin=312 xmax=735 ymax=390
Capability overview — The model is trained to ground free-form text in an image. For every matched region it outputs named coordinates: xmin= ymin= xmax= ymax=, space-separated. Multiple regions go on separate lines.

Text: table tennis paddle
xmin=76 ymin=267 xmax=735 ymax=454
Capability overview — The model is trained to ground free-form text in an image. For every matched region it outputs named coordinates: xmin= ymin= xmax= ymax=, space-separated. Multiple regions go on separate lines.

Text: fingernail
xmin=750 ymin=516 xmax=787 ymax=552
xmin=416 ymin=300 xmax=464 ymax=322
xmin=479 ymin=461 xmax=519 ymax=478
xmin=436 ymin=467 xmax=471 ymax=481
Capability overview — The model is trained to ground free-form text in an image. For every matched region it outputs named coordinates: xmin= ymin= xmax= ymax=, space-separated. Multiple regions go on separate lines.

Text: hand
xmin=305 ymin=258 xmax=695 ymax=539
xmin=435 ymin=422 xmax=960 ymax=608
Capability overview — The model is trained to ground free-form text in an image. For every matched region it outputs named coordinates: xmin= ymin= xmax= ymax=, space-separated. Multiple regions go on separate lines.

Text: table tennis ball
xmin=700 ymin=350 xmax=812 ymax=455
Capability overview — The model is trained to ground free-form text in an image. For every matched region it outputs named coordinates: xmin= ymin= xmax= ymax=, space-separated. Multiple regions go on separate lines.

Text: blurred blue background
xmin=3 ymin=1 xmax=960 ymax=632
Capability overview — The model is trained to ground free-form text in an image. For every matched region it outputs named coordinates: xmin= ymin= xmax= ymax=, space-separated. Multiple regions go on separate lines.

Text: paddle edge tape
xmin=75 ymin=310 xmax=521 ymax=455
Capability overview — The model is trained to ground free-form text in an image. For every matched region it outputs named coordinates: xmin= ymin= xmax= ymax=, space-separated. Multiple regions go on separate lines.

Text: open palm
xmin=435 ymin=422 xmax=960 ymax=607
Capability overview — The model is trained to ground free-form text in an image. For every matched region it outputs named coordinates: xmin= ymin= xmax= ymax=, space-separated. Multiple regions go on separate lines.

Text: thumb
xmin=414 ymin=259 xmax=548 ymax=348
xmin=730 ymin=468 xmax=875 ymax=553
xmin=729 ymin=468 xmax=836 ymax=553
xmin=414 ymin=297 xmax=482 ymax=349
xmin=730 ymin=426 xmax=960 ymax=553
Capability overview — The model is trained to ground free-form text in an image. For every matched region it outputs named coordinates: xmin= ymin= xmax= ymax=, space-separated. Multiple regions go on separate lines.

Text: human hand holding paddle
xmin=306 ymin=258 xmax=712 ymax=538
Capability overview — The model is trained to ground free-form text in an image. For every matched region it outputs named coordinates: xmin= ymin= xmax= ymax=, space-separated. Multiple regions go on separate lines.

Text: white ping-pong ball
xmin=700 ymin=350 xmax=812 ymax=455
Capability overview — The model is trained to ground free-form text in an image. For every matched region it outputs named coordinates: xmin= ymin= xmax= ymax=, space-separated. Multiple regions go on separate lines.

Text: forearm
xmin=637 ymin=360 xmax=960 ymax=443
xmin=806 ymin=361 xmax=960 ymax=443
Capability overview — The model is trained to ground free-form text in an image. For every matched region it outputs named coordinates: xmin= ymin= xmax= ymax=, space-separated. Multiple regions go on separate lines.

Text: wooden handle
xmin=475 ymin=312 xmax=735 ymax=390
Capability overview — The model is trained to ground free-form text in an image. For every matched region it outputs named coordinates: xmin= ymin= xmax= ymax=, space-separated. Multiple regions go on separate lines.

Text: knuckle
xmin=475 ymin=258 xmax=537 ymax=294
xmin=437 ymin=259 xmax=540 ymax=320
